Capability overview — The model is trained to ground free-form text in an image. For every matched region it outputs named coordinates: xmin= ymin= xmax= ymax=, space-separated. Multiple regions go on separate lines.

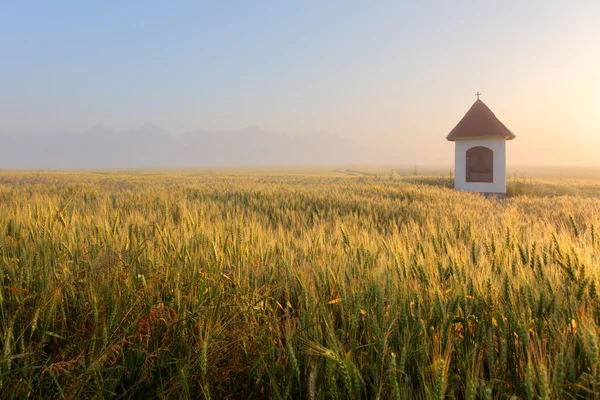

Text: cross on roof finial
xmin=476 ymin=91 xmax=482 ymax=100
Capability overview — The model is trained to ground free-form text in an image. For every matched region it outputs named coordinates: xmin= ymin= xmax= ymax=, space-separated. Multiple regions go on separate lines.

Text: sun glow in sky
xmin=1 ymin=1 xmax=599 ymax=166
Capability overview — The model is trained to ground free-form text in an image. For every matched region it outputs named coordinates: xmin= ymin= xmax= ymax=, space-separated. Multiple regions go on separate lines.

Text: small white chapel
xmin=446 ymin=93 xmax=516 ymax=197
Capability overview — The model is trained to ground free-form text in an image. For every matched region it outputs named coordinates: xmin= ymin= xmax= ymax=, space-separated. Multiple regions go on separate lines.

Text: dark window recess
xmin=466 ymin=146 xmax=493 ymax=183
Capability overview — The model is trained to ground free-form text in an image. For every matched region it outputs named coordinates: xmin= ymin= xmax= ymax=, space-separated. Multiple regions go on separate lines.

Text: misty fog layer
xmin=0 ymin=125 xmax=387 ymax=169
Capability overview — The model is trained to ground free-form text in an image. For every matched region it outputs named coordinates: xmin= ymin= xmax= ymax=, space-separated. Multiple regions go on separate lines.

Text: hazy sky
xmin=1 ymin=1 xmax=599 ymax=166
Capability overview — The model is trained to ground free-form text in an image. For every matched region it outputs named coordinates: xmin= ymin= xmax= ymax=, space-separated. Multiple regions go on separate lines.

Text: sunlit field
xmin=1 ymin=169 xmax=600 ymax=398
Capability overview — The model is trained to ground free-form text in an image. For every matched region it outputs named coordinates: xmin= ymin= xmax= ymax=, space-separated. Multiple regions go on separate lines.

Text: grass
xmin=0 ymin=170 xmax=599 ymax=398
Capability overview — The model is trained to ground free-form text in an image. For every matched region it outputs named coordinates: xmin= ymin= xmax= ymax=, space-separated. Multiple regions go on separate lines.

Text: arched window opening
xmin=466 ymin=146 xmax=493 ymax=183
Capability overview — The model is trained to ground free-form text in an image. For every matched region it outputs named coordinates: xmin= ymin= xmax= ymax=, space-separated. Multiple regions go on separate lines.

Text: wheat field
xmin=1 ymin=170 xmax=599 ymax=399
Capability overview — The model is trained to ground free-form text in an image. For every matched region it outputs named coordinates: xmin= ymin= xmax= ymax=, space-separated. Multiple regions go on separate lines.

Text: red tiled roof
xmin=446 ymin=99 xmax=516 ymax=141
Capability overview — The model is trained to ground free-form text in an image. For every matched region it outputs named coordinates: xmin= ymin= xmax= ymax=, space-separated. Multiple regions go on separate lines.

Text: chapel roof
xmin=446 ymin=99 xmax=516 ymax=141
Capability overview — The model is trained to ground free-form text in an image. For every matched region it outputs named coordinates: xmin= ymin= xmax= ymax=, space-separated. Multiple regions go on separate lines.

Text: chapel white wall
xmin=454 ymin=138 xmax=506 ymax=194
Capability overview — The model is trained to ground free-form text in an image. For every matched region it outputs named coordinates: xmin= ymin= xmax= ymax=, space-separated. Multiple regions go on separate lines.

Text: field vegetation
xmin=1 ymin=170 xmax=599 ymax=398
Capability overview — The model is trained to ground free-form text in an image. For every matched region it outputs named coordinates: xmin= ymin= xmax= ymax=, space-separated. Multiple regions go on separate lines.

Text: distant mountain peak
xmin=139 ymin=122 xmax=164 ymax=130
xmin=134 ymin=123 xmax=169 ymax=136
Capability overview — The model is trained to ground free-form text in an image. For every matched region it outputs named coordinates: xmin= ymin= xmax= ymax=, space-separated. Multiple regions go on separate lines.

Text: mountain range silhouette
xmin=0 ymin=124 xmax=384 ymax=169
